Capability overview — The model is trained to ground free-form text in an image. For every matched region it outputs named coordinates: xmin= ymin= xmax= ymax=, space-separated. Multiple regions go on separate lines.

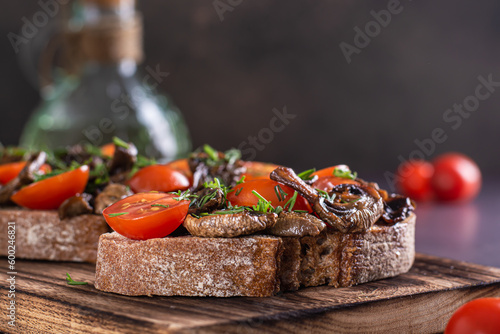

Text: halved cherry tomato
xmin=312 ymin=164 xmax=350 ymax=178
xmin=227 ymin=179 xmax=311 ymax=212
xmin=313 ymin=175 xmax=359 ymax=193
xmin=128 ymin=165 xmax=191 ymax=193
xmin=431 ymin=153 xmax=481 ymax=202
xmin=0 ymin=162 xmax=52 ymax=185
xmin=103 ymin=193 xmax=190 ymax=240
xmin=11 ymin=166 xmax=89 ymax=210
xmin=165 ymin=158 xmax=193 ymax=180
xmin=445 ymin=298 xmax=500 ymax=334
xmin=396 ymin=160 xmax=434 ymax=201
xmin=100 ymin=143 xmax=116 ymax=157
xmin=241 ymin=161 xmax=280 ymax=181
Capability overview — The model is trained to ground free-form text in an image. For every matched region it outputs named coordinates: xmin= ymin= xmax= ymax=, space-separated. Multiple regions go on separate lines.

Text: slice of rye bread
xmin=0 ymin=208 xmax=110 ymax=263
xmin=95 ymin=213 xmax=416 ymax=297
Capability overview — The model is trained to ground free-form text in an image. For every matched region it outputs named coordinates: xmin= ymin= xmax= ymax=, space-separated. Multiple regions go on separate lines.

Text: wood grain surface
xmin=1 ymin=253 xmax=500 ymax=334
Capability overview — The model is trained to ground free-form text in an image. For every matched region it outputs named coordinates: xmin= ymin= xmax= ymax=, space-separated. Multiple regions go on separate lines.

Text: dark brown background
xmin=1 ymin=0 xmax=499 ymax=185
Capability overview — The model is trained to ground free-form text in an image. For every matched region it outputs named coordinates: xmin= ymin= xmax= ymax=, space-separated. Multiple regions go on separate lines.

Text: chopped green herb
xmin=236 ymin=175 xmax=246 ymax=185
xmin=172 ymin=189 xmax=198 ymax=201
xmin=206 ymin=207 xmax=246 ymax=215
xmin=274 ymin=206 xmax=283 ymax=215
xmin=84 ymin=144 xmax=105 ymax=157
xmin=66 ymin=273 xmax=88 ymax=286
xmin=316 ymin=189 xmax=336 ymax=202
xmin=203 ymin=144 xmax=219 ymax=161
xmin=293 ymin=210 xmax=309 ymax=213
xmin=235 ymin=187 xmax=243 ymax=196
xmin=224 ymin=148 xmax=241 ymax=165
xmin=33 ymin=169 xmax=65 ymax=183
xmin=251 ymin=190 xmax=275 ymax=213
xmin=297 ymin=168 xmax=316 ymax=181
xmin=274 ymin=185 xmax=288 ymax=202
xmin=151 ymin=204 xmax=169 ymax=208
xmin=283 ymin=191 xmax=298 ymax=212
xmin=333 ymin=167 xmax=357 ymax=180
xmin=113 ymin=136 xmax=130 ymax=149
xmin=108 ymin=212 xmax=129 ymax=217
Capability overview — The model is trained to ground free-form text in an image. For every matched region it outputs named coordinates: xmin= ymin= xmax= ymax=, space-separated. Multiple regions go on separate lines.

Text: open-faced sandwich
xmin=0 ymin=138 xmax=158 ymax=262
xmin=94 ymin=145 xmax=416 ymax=297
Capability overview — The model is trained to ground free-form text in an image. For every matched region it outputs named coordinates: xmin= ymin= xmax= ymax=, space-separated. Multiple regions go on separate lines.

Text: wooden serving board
xmin=1 ymin=253 xmax=500 ymax=334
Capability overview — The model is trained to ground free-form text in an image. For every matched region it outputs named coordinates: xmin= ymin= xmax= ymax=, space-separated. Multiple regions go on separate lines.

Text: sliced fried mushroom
xmin=265 ymin=211 xmax=326 ymax=237
xmin=188 ymin=188 xmax=225 ymax=215
xmin=58 ymin=194 xmax=93 ymax=219
xmin=270 ymin=167 xmax=383 ymax=233
xmin=94 ymin=184 xmax=132 ymax=214
xmin=108 ymin=143 xmax=137 ymax=183
xmin=379 ymin=194 xmax=415 ymax=225
xmin=189 ymin=151 xmax=246 ymax=190
xmin=183 ymin=211 xmax=277 ymax=237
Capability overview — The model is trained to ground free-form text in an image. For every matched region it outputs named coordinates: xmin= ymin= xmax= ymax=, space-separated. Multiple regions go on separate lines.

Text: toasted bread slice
xmin=95 ymin=214 xmax=415 ymax=297
xmin=0 ymin=208 xmax=109 ymax=263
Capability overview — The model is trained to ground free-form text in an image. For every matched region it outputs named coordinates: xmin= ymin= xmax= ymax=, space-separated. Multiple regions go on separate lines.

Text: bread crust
xmin=0 ymin=208 xmax=109 ymax=263
xmin=95 ymin=234 xmax=283 ymax=297
xmin=95 ymin=214 xmax=416 ymax=297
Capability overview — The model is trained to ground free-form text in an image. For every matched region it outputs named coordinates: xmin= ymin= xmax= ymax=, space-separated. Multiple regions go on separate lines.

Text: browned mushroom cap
xmin=58 ymin=194 xmax=93 ymax=219
xmin=188 ymin=188 xmax=225 ymax=215
xmin=108 ymin=143 xmax=138 ymax=183
xmin=183 ymin=211 xmax=277 ymax=238
xmin=270 ymin=167 xmax=383 ymax=233
xmin=265 ymin=211 xmax=326 ymax=237
xmin=94 ymin=183 xmax=132 ymax=214
xmin=312 ymin=183 xmax=384 ymax=233
xmin=379 ymin=194 xmax=415 ymax=225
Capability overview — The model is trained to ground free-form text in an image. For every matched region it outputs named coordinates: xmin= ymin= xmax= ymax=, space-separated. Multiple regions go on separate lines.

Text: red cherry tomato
xmin=396 ymin=160 xmax=434 ymax=201
xmin=11 ymin=166 xmax=89 ymax=210
xmin=313 ymin=175 xmax=359 ymax=193
xmin=165 ymin=158 xmax=193 ymax=181
xmin=128 ymin=165 xmax=191 ymax=193
xmin=241 ymin=161 xmax=280 ymax=181
xmin=431 ymin=153 xmax=481 ymax=202
xmin=445 ymin=298 xmax=500 ymax=334
xmin=103 ymin=193 xmax=190 ymax=240
xmin=100 ymin=143 xmax=115 ymax=157
xmin=0 ymin=162 xmax=52 ymax=185
xmin=227 ymin=179 xmax=311 ymax=212
xmin=312 ymin=164 xmax=350 ymax=178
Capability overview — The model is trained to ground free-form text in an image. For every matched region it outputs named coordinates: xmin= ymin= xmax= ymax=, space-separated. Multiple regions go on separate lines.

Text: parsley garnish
xmin=333 ymin=167 xmax=357 ymax=180
xmin=66 ymin=273 xmax=88 ymax=286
